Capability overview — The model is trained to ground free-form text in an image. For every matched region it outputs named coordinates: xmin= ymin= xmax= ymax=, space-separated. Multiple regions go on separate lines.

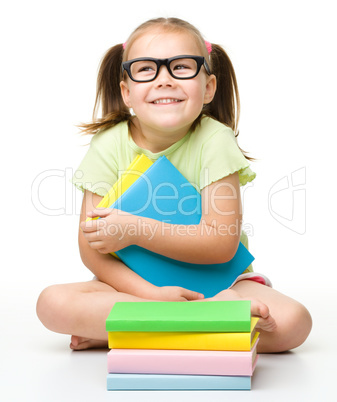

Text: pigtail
xmin=205 ymin=44 xmax=240 ymax=135
xmin=79 ymin=44 xmax=131 ymax=135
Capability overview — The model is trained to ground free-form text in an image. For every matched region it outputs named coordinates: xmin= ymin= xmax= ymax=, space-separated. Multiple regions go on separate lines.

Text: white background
xmin=1 ymin=1 xmax=336 ymax=401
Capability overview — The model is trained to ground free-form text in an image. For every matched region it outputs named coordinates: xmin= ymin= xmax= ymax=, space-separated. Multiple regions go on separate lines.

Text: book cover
xmin=109 ymin=156 xmax=254 ymax=297
xmin=106 ymin=300 xmax=251 ymax=332
xmin=107 ymin=338 xmax=259 ymax=376
xmin=108 ymin=318 xmax=259 ymax=351
xmin=106 ymin=373 xmax=252 ymax=390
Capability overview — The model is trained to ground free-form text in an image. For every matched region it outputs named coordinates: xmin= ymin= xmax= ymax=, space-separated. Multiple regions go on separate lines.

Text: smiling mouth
xmin=152 ymin=98 xmax=182 ymax=104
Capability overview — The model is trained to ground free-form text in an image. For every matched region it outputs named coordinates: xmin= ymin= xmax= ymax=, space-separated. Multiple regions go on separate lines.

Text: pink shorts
xmin=229 ymin=272 xmax=272 ymax=288
xmin=93 ymin=272 xmax=272 ymax=289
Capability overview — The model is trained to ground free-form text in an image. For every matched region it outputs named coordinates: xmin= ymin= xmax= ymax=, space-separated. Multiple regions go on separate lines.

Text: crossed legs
xmin=36 ymin=279 xmax=312 ymax=353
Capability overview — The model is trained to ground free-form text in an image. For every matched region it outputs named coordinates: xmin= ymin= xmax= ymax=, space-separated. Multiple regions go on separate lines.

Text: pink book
xmin=107 ymin=338 xmax=259 ymax=376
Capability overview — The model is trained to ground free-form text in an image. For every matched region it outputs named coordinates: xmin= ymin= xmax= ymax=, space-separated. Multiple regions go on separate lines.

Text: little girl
xmin=36 ymin=17 xmax=312 ymax=353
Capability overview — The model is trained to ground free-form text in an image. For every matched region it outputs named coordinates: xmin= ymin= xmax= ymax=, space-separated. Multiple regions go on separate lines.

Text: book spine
xmin=107 ymin=373 xmax=251 ymax=390
xmin=107 ymin=345 xmax=259 ymax=376
xmin=108 ymin=331 xmax=258 ymax=351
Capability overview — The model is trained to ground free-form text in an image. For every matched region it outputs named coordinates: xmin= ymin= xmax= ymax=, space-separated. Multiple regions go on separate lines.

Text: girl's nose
xmin=154 ymin=65 xmax=175 ymax=87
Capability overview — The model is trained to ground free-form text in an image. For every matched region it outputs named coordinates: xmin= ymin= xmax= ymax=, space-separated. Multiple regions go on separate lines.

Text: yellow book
xmin=85 ymin=154 xmax=153 ymax=258
xmin=86 ymin=154 xmax=153 ymax=220
xmin=108 ymin=317 xmax=260 ymax=352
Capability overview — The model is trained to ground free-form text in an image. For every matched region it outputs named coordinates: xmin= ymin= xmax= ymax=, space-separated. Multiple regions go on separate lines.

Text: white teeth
xmin=153 ymin=99 xmax=181 ymax=104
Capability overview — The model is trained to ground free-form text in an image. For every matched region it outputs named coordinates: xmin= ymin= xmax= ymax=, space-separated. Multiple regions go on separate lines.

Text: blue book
xmin=112 ymin=156 xmax=254 ymax=298
xmin=107 ymin=373 xmax=251 ymax=390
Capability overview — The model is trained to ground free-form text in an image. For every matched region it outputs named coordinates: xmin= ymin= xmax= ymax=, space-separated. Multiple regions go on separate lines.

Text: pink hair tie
xmin=204 ymin=40 xmax=212 ymax=54
xmin=122 ymin=42 xmax=127 ymax=50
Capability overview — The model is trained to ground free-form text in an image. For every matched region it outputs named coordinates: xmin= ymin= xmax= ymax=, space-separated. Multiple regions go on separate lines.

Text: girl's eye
xmin=130 ymin=61 xmax=157 ymax=80
xmin=173 ymin=64 xmax=191 ymax=71
xmin=131 ymin=61 xmax=157 ymax=79
xmin=132 ymin=61 xmax=156 ymax=73
xmin=171 ymin=59 xmax=198 ymax=76
xmin=138 ymin=65 xmax=155 ymax=73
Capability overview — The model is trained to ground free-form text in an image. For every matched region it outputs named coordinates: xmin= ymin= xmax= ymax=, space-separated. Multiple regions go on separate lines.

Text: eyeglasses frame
xmin=122 ymin=55 xmax=211 ymax=83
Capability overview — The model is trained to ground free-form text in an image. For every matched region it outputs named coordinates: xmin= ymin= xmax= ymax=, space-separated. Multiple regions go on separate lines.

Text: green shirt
xmin=72 ymin=116 xmax=255 ymax=196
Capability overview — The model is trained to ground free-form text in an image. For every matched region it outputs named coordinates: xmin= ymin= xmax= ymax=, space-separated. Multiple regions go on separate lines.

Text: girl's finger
xmin=87 ymin=208 xmax=112 ymax=218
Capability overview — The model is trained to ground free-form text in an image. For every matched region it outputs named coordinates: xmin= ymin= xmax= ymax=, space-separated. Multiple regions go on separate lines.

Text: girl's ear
xmin=120 ymin=81 xmax=132 ymax=108
xmin=203 ymin=74 xmax=217 ymax=105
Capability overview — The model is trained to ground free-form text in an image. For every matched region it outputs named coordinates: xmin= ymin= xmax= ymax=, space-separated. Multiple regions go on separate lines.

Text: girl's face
xmin=120 ymin=31 xmax=216 ymax=142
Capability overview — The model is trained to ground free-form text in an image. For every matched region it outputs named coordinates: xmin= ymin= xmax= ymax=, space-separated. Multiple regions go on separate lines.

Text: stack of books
xmin=105 ymin=301 xmax=260 ymax=390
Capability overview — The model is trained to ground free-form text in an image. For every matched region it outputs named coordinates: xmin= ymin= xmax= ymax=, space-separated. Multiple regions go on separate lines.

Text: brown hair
xmin=79 ymin=18 xmax=250 ymax=158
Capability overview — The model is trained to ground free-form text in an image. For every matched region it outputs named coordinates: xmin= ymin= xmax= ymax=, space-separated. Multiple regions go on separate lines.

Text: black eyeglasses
xmin=122 ymin=55 xmax=211 ymax=82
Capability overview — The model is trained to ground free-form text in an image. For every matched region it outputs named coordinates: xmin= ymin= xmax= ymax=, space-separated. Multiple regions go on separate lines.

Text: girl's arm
xmin=79 ymin=191 xmax=203 ymax=301
xmin=82 ymin=172 xmax=242 ymax=265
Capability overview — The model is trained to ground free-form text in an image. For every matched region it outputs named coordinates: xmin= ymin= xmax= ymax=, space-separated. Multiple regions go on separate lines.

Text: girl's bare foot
xmin=210 ymin=288 xmax=277 ymax=332
xmin=70 ymin=335 xmax=108 ymax=351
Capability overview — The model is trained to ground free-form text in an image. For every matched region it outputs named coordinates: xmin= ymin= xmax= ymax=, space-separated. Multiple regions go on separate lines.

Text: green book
xmin=106 ymin=301 xmax=251 ymax=333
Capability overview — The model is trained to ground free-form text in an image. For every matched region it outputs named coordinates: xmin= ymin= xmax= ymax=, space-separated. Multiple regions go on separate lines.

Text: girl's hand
xmin=156 ymin=286 xmax=204 ymax=301
xmin=81 ymin=208 xmax=136 ymax=254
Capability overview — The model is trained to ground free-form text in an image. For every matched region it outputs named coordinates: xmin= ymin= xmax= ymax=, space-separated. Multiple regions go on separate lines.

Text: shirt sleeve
xmin=71 ymin=131 xmax=119 ymax=196
xmin=199 ymin=126 xmax=256 ymax=190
